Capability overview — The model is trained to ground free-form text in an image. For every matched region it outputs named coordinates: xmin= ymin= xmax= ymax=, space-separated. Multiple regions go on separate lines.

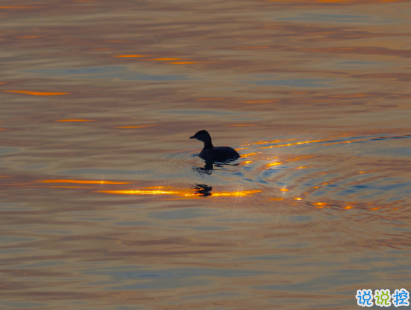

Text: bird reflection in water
xmin=192 ymin=159 xmax=214 ymax=175
xmin=190 ymin=130 xmax=241 ymax=196
xmin=193 ymin=183 xmax=213 ymax=197
xmin=190 ymin=129 xmax=240 ymax=175
xmin=192 ymin=159 xmax=240 ymax=176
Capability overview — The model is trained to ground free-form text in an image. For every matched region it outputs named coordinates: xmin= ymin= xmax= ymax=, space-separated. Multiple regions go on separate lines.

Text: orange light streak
xmin=313 ymin=202 xmax=329 ymax=209
xmin=4 ymin=90 xmax=69 ymax=96
xmin=210 ymin=190 xmax=261 ymax=197
xmin=114 ymin=55 xmax=148 ymax=58
xmin=259 ymin=139 xmax=324 ymax=149
xmin=115 ymin=125 xmax=157 ymax=129
xmin=0 ymin=6 xmax=40 ymax=9
xmin=152 ymin=58 xmax=181 ymax=61
xmin=195 ymin=98 xmax=224 ymax=101
xmin=243 ymin=138 xmax=296 ymax=147
xmin=244 ymin=100 xmax=278 ymax=104
xmin=169 ymin=61 xmax=196 ymax=64
xmin=99 ymin=189 xmax=261 ymax=197
xmin=19 ymin=36 xmax=42 ymax=39
xmin=241 ymin=152 xmax=260 ymax=158
xmin=50 ymin=186 xmax=92 ymax=189
xmin=56 ymin=119 xmax=95 ymax=122
xmin=235 ymin=46 xmax=269 ymax=49
xmin=40 ymin=179 xmax=131 ymax=185
xmin=267 ymin=162 xmax=282 ymax=167
xmin=226 ymin=124 xmax=255 ymax=127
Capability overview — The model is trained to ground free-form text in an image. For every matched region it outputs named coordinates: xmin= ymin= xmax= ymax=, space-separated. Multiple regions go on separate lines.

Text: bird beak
xmin=189 ymin=135 xmax=196 ymax=139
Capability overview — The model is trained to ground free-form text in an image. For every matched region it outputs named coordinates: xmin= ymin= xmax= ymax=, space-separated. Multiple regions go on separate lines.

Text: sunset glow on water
xmin=0 ymin=1 xmax=410 ymax=309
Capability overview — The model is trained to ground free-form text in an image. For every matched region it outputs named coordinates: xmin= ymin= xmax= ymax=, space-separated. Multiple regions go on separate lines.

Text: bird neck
xmin=203 ymin=138 xmax=213 ymax=149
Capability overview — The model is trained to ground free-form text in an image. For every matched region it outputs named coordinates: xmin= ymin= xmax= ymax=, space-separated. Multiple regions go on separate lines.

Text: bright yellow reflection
xmin=247 ymin=135 xmax=393 ymax=150
xmin=259 ymin=139 xmax=324 ymax=149
xmin=170 ymin=61 xmax=196 ymax=64
xmin=242 ymin=138 xmax=296 ymax=146
xmin=267 ymin=162 xmax=282 ymax=167
xmin=211 ymin=190 xmax=261 ymax=197
xmin=313 ymin=202 xmax=328 ymax=206
xmin=241 ymin=152 xmax=260 ymax=158
xmin=99 ymin=189 xmax=261 ymax=197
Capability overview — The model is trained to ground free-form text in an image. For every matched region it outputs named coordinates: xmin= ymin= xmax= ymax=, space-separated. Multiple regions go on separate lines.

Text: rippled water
xmin=1 ymin=1 xmax=411 ymax=309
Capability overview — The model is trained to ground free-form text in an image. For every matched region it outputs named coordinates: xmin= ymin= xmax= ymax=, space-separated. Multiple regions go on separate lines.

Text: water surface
xmin=1 ymin=1 xmax=411 ymax=309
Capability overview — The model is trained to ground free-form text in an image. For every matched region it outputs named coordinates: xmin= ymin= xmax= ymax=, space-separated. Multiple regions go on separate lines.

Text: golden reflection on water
xmin=266 ymin=162 xmax=282 ymax=167
xmin=317 ymin=0 xmax=408 ymax=3
xmin=115 ymin=125 xmax=157 ymax=129
xmin=18 ymin=36 xmax=43 ymax=39
xmin=151 ymin=58 xmax=181 ymax=61
xmin=3 ymin=90 xmax=69 ymax=95
xmin=195 ymin=98 xmax=224 ymax=101
xmin=258 ymin=139 xmax=325 ymax=149
xmin=30 ymin=179 xmax=262 ymax=198
xmin=113 ymin=55 xmax=148 ymax=58
xmin=56 ymin=119 xmax=95 ymax=122
xmin=39 ymin=179 xmax=131 ymax=185
xmin=99 ymin=188 xmax=261 ymax=197
xmin=226 ymin=124 xmax=256 ymax=127
xmin=247 ymin=134 xmax=411 ymax=150
xmin=1 ymin=0 xmax=411 ymax=309
xmin=0 ymin=6 xmax=40 ymax=9
xmin=6 ymin=177 xmax=399 ymax=212
xmin=240 ymin=152 xmax=261 ymax=158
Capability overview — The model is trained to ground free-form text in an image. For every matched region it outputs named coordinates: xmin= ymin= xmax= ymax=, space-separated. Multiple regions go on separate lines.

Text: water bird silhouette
xmin=189 ymin=130 xmax=240 ymax=163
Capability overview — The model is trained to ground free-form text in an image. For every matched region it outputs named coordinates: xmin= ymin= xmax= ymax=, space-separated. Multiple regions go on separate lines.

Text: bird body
xmin=190 ymin=130 xmax=240 ymax=162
